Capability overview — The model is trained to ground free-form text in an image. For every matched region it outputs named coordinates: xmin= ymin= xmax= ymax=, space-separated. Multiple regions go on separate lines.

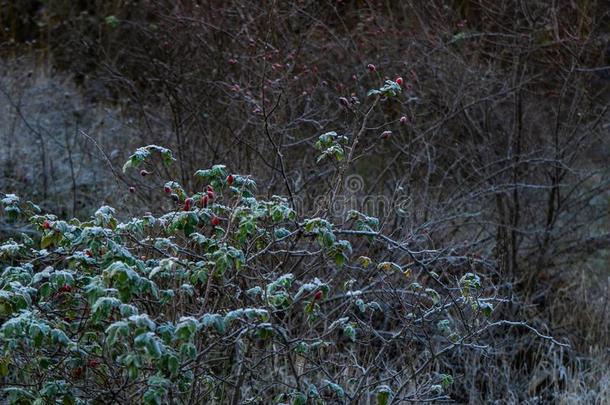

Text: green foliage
xmin=376 ymin=385 xmax=393 ymax=405
xmin=314 ymin=131 xmax=349 ymax=163
xmin=367 ymin=80 xmax=402 ymax=97
xmin=105 ymin=15 xmax=120 ymax=28
xmin=0 ymin=147 xmax=492 ymax=403
xmin=122 ymin=145 xmax=176 ymax=172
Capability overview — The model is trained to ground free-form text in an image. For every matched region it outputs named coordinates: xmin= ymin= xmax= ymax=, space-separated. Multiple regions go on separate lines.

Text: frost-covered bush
xmin=0 ymin=147 xmax=495 ymax=404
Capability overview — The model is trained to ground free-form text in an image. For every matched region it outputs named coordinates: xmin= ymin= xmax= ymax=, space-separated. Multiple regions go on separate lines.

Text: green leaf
xmin=123 ymin=145 xmax=175 ymax=172
xmin=358 ymin=256 xmax=372 ymax=267
xmin=201 ymin=313 xmax=226 ymax=334
xmin=40 ymin=232 xmax=55 ymax=249
xmin=377 ymin=261 xmax=402 ymax=273
xmin=376 ymin=385 xmax=393 ymax=405
xmin=290 ymin=391 xmax=307 ymax=405
xmin=106 ymin=321 xmax=130 ymax=346
xmin=321 ymin=379 xmax=345 ymax=398
xmin=440 ymin=373 xmax=454 ymax=389
xmin=50 ymin=329 xmax=70 ymax=345
xmin=343 ymin=323 xmax=356 ymax=342
xmin=425 ymin=288 xmax=441 ymax=305
xmin=0 ymin=359 xmax=10 ymax=377
xmin=355 ymin=299 xmax=366 ymax=313
xmin=175 ymin=317 xmax=199 ymax=340
xmin=105 ymin=15 xmax=119 ymax=28
xmin=180 ymin=343 xmax=197 ymax=360
xmin=478 ymin=300 xmax=494 ymax=317
xmin=167 ymin=354 xmax=180 ymax=375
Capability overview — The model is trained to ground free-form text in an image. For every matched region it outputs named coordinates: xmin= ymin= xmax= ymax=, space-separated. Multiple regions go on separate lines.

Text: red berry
xmin=129 ymin=186 xmax=136 ymax=193
xmin=207 ymin=185 xmax=214 ymax=192
xmin=211 ymin=216 xmax=221 ymax=226
xmin=207 ymin=190 xmax=215 ymax=200
xmin=314 ymin=290 xmax=323 ymax=300
xmin=184 ymin=198 xmax=193 ymax=211
xmin=396 ymin=77 xmax=404 ymax=86
xmin=227 ymin=174 xmax=234 ymax=185
xmin=85 ymin=250 xmax=93 ymax=257
xmin=72 ymin=366 xmax=84 ymax=378
xmin=200 ymin=195 xmax=209 ymax=207
xmin=381 ymin=130 xmax=392 ymax=139
xmin=140 ymin=169 xmax=150 ymax=177
xmin=43 ymin=219 xmax=52 ymax=230
xmin=367 ymin=63 xmax=376 ymax=72
xmin=87 ymin=359 xmax=101 ymax=368
xmin=400 ymin=116 xmax=408 ymax=125
xmin=60 ymin=284 xmax=72 ymax=293
xmin=164 ymin=186 xmax=172 ymax=193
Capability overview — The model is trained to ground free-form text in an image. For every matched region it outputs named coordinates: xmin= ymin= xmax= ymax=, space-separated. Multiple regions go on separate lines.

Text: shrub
xmin=0 ymin=139 xmax=498 ymax=403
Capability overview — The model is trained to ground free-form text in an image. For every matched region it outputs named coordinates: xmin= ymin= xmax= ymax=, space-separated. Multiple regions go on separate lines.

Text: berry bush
xmin=0 ymin=134 xmax=497 ymax=404
xmin=1 ymin=2 xmax=608 ymax=402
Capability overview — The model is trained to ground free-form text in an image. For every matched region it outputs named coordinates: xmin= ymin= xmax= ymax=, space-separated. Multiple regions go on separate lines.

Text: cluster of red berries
xmin=58 ymin=284 xmax=73 ymax=293
xmin=87 ymin=359 xmax=101 ymax=368
xmin=206 ymin=185 xmax=215 ymax=200
xmin=71 ymin=359 xmax=102 ymax=376
xmin=184 ymin=198 xmax=194 ymax=211
xmin=176 ymin=175 xmax=235 ymax=225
